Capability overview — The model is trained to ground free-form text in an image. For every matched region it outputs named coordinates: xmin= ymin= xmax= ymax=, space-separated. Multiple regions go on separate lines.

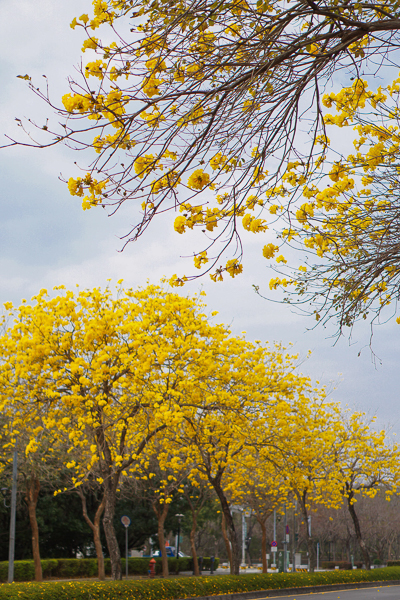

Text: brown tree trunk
xmin=221 ymin=512 xmax=233 ymax=567
xmin=216 ymin=489 xmax=240 ymax=575
xmin=102 ymin=475 xmax=121 ymax=580
xmin=205 ymin=466 xmax=240 ymax=573
xmin=77 ymin=487 xmax=106 ymax=580
xmin=298 ymin=492 xmax=316 ymax=573
xmin=153 ymin=500 xmax=170 ymax=577
xmin=184 ymin=485 xmax=208 ymax=577
xmin=25 ymin=476 xmax=42 ymax=582
xmin=346 ymin=491 xmax=371 ymax=569
xmin=260 ymin=520 xmax=268 ymax=573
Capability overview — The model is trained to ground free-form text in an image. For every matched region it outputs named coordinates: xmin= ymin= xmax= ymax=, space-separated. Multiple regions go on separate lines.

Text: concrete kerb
xmin=178 ymin=579 xmax=400 ymax=600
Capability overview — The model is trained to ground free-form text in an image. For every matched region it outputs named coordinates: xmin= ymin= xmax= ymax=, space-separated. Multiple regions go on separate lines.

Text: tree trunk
xmin=213 ymin=485 xmax=240 ymax=575
xmin=190 ymin=513 xmax=200 ymax=576
xmin=346 ymin=491 xmax=371 ymax=569
xmin=297 ymin=492 xmax=316 ymax=572
xmin=77 ymin=487 xmax=106 ymax=580
xmin=184 ymin=487 xmax=205 ymax=577
xmin=153 ymin=500 xmax=170 ymax=578
xmin=260 ymin=520 xmax=268 ymax=573
xmin=102 ymin=476 xmax=121 ymax=580
xmin=25 ymin=476 xmax=42 ymax=582
xmin=221 ymin=512 xmax=233 ymax=567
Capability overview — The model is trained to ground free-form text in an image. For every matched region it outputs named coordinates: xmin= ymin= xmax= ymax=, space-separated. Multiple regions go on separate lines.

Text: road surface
xmin=252 ymin=586 xmax=400 ymax=600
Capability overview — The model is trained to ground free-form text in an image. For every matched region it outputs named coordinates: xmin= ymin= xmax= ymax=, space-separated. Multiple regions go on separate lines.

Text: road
xmin=252 ymin=586 xmax=400 ymax=600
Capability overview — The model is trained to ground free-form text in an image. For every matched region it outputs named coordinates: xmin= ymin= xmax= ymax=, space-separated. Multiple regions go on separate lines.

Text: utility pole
xmin=272 ymin=509 xmax=277 ymax=568
xmin=241 ymin=510 xmax=246 ymax=565
xmin=8 ymin=444 xmax=18 ymax=583
xmin=283 ymin=506 xmax=287 ymax=573
xmin=292 ymin=502 xmax=296 ymax=572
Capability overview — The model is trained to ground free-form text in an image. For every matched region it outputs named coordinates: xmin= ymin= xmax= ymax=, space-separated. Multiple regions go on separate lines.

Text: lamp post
xmin=272 ymin=509 xmax=277 ymax=568
xmin=121 ymin=515 xmax=131 ymax=578
xmin=175 ymin=514 xmax=184 ymax=557
xmin=283 ymin=506 xmax=288 ymax=573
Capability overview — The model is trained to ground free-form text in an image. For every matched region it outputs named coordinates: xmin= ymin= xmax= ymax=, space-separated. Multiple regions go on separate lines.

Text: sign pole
xmin=121 ymin=516 xmax=131 ymax=578
xmin=283 ymin=506 xmax=288 ymax=573
xmin=125 ymin=526 xmax=128 ymax=578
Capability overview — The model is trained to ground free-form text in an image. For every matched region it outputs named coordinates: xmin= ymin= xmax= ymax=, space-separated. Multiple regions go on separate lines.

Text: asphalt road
xmin=253 ymin=586 xmax=400 ymax=600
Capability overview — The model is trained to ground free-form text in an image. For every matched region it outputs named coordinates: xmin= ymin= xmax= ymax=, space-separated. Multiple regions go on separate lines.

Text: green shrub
xmin=54 ymin=559 xmax=98 ymax=579
xmin=0 ymin=560 xmax=59 ymax=583
xmin=1 ymin=566 xmax=400 ymax=600
xmin=0 ymin=556 xmax=219 ymax=582
xmin=387 ymin=560 xmax=400 ymax=566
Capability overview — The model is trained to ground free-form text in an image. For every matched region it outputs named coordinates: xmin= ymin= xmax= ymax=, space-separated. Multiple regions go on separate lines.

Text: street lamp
xmin=175 ymin=514 xmax=184 ymax=557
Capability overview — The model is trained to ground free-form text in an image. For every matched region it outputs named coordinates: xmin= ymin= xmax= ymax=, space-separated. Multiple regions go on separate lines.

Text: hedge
xmin=387 ymin=560 xmax=400 ymax=567
xmin=1 ymin=566 xmax=400 ymax=600
xmin=0 ymin=557 xmax=219 ymax=582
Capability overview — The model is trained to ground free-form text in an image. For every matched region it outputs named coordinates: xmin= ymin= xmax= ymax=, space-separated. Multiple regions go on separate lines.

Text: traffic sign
xmin=271 ymin=540 xmax=277 ymax=547
xmin=121 ymin=515 xmax=131 ymax=528
xmin=271 ymin=540 xmax=277 ymax=553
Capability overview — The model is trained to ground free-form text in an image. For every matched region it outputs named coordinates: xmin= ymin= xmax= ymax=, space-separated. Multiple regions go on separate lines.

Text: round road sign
xmin=121 ymin=515 xmax=131 ymax=528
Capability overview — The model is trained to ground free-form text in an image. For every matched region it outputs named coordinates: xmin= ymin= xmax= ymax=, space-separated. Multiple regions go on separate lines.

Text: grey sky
xmin=1 ymin=0 xmax=399 ymax=433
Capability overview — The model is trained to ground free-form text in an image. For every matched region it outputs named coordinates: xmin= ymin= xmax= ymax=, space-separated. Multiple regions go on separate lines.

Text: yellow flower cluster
xmin=187 ymin=169 xmax=210 ymax=190
xmin=68 ymin=173 xmax=108 ymax=210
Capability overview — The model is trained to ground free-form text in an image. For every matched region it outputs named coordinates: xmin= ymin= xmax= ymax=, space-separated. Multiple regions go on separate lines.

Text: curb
xmin=179 ymin=579 xmax=400 ymax=600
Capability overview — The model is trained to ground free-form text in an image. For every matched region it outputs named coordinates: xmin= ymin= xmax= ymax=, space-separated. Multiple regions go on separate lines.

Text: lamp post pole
xmin=175 ymin=514 xmax=184 ymax=557
xmin=283 ymin=505 xmax=288 ymax=573
xmin=120 ymin=515 xmax=131 ymax=578
xmin=272 ymin=509 xmax=277 ymax=568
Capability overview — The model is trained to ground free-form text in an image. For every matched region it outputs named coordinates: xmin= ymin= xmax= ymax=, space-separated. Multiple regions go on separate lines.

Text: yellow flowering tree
xmin=131 ymin=439 xmax=194 ymax=577
xmin=258 ymin=78 xmax=400 ymax=333
xmin=0 ymin=411 xmax=65 ymax=581
xmin=171 ymin=339 xmax=327 ymax=574
xmin=0 ymin=283 xmax=231 ymax=579
xmin=228 ymin=450 xmax=288 ymax=573
xmin=12 ymin=0 xmax=400 ymax=289
xmin=274 ymin=400 xmax=345 ymax=572
xmin=336 ymin=412 xmax=400 ymax=569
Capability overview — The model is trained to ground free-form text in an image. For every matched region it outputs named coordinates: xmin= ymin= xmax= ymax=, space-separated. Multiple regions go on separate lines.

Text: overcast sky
xmin=1 ymin=0 xmax=399 ymax=433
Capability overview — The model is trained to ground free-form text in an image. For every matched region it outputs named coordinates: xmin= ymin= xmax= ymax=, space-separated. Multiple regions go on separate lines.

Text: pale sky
xmin=1 ymin=0 xmax=399 ymax=432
